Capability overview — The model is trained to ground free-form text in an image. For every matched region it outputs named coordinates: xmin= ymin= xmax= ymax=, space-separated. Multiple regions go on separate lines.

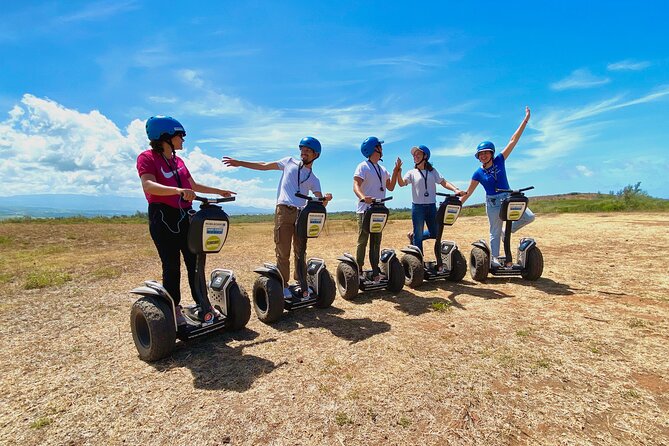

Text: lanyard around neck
xmin=297 ymin=162 xmax=312 ymax=193
xmin=367 ymin=160 xmax=384 ymax=191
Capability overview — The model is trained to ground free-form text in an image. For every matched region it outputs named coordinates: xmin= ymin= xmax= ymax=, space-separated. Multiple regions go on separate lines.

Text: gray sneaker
xmin=175 ymin=305 xmax=187 ymax=325
xmin=490 ymin=257 xmax=502 ymax=268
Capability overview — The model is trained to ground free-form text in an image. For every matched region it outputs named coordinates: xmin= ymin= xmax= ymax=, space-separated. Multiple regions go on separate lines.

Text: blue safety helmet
xmin=411 ymin=145 xmax=431 ymax=161
xmin=361 ymin=136 xmax=384 ymax=158
xmin=299 ymin=136 xmax=321 ymax=154
xmin=475 ymin=141 xmax=495 ymax=159
xmin=146 ymin=116 xmax=186 ymax=141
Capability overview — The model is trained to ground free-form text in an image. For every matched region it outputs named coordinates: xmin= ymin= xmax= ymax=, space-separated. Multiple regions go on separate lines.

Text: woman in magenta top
xmin=136 ymin=116 xmax=234 ymax=324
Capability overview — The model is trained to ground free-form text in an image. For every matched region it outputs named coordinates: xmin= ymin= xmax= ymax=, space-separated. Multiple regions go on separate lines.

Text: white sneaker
xmin=490 ymin=257 xmax=502 ymax=268
xmin=283 ymin=287 xmax=292 ymax=298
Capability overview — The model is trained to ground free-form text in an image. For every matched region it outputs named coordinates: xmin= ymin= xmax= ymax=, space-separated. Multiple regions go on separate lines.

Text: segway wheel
xmin=386 ymin=257 xmax=405 ymax=292
xmin=336 ymin=262 xmax=359 ymax=300
xmin=401 ymin=253 xmax=424 ymax=289
xmin=225 ymin=282 xmax=251 ymax=331
xmin=315 ymin=269 xmax=336 ymax=308
xmin=447 ymin=249 xmax=467 ymax=282
xmin=252 ymin=276 xmax=285 ymax=323
xmin=130 ymin=296 xmax=176 ymax=362
xmin=469 ymin=247 xmax=490 ymax=282
xmin=521 ymin=247 xmax=544 ymax=281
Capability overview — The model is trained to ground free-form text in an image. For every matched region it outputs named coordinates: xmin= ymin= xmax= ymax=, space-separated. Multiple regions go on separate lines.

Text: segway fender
xmin=516 ymin=238 xmax=537 ymax=268
xmin=253 ymin=264 xmax=284 ymax=284
xmin=400 ymin=246 xmax=423 ymax=261
xmin=130 ymin=281 xmax=177 ymax=330
xmin=337 ymin=253 xmax=359 ymax=271
xmin=380 ymin=248 xmax=396 ymax=264
xmin=307 ymin=258 xmax=326 ymax=295
xmin=208 ymin=269 xmax=235 ymax=316
xmin=471 ymin=239 xmax=490 ymax=254
xmin=440 ymin=241 xmax=458 ymax=270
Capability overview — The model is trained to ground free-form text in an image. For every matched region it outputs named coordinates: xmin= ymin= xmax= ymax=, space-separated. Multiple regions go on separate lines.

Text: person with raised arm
xmin=222 ymin=137 xmax=332 ymax=298
xmin=460 ymin=107 xmax=536 ymax=267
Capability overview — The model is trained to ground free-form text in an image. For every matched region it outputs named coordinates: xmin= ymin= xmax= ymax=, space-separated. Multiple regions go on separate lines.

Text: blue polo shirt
xmin=472 ymin=154 xmax=510 ymax=195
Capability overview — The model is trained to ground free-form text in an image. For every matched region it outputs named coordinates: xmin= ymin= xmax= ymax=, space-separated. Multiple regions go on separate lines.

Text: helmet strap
xmin=374 ymin=147 xmax=383 ymax=162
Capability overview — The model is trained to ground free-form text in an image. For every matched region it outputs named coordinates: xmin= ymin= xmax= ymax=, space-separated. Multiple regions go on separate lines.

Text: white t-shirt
xmin=354 ymin=160 xmax=390 ymax=213
xmin=403 ymin=168 xmax=444 ymax=204
xmin=275 ymin=157 xmax=322 ymax=208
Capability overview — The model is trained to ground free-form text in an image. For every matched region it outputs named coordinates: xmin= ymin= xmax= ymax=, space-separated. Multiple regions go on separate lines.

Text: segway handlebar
xmin=359 ymin=196 xmax=393 ymax=204
xmin=436 ymin=192 xmax=462 ymax=198
xmin=295 ymin=192 xmax=328 ymax=202
xmin=495 ymin=186 xmax=534 ymax=194
xmin=192 ymin=195 xmax=236 ymax=204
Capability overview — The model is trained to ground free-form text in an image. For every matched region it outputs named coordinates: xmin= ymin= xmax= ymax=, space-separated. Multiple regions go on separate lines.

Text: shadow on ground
xmin=269 ymin=306 xmax=391 ymax=343
xmin=345 ymin=279 xmax=513 ymax=316
xmin=151 ymin=329 xmax=285 ymax=392
xmin=486 ymin=276 xmax=578 ymax=296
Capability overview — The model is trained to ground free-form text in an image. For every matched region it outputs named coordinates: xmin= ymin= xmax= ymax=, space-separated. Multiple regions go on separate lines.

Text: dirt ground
xmin=1 ymin=212 xmax=668 ymax=445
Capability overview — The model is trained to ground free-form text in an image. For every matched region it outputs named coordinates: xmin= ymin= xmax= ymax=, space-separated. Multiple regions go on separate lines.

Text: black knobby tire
xmin=252 ymin=275 xmax=285 ymax=323
xmin=336 ymin=262 xmax=359 ymax=300
xmin=469 ymin=247 xmax=490 ymax=282
xmin=386 ymin=257 xmax=405 ymax=292
xmin=315 ymin=269 xmax=336 ymax=308
xmin=447 ymin=249 xmax=467 ymax=282
xmin=401 ymin=254 xmax=424 ymax=288
xmin=130 ymin=296 xmax=176 ymax=362
xmin=225 ymin=282 xmax=251 ymax=331
xmin=521 ymin=247 xmax=544 ymax=281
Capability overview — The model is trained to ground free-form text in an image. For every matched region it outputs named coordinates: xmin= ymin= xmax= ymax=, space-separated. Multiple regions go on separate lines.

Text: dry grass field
xmin=1 ymin=212 xmax=668 ymax=445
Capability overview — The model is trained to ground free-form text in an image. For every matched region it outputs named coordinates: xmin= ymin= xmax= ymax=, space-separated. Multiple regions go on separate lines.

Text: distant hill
xmin=1 ymin=191 xmax=667 ymax=222
xmin=0 ymin=194 xmax=272 ymax=219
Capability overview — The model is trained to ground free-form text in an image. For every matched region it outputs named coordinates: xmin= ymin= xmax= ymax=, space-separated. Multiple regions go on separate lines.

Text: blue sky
xmin=1 ymin=1 xmax=667 ymax=211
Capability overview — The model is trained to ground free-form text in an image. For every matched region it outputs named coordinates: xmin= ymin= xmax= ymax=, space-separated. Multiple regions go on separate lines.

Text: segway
xmin=469 ymin=186 xmax=543 ymax=282
xmin=129 ymin=196 xmax=251 ymax=362
xmin=252 ymin=193 xmax=336 ymax=323
xmin=400 ymin=193 xmax=467 ymax=288
xmin=336 ymin=197 xmax=404 ymax=300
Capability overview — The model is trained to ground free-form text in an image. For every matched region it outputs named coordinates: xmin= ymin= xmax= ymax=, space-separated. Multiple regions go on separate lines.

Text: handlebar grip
xmin=193 ymin=195 xmax=236 ymax=203
xmin=295 ymin=192 xmax=310 ymax=200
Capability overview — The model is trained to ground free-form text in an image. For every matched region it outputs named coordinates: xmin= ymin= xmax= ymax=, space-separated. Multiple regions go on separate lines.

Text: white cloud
xmin=550 ymin=69 xmax=610 ymax=91
xmin=0 ymin=94 xmax=276 ymax=208
xmin=525 ymin=86 xmax=669 ymax=170
xmin=575 ymin=165 xmax=594 ymax=177
xmin=607 ymin=59 xmax=651 ymax=71
xmin=432 ymin=132 xmax=488 ymax=157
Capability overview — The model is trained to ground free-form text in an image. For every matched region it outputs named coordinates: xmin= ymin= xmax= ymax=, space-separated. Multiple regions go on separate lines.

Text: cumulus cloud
xmin=0 ymin=94 xmax=274 ymax=207
xmin=607 ymin=59 xmax=651 ymax=71
xmin=550 ymin=69 xmax=610 ymax=91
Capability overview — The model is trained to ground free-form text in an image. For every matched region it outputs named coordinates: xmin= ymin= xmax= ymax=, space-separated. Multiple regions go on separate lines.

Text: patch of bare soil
xmin=1 ymin=213 xmax=668 ymax=445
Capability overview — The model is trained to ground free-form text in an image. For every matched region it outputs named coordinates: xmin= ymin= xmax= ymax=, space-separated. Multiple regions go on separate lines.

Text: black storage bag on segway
xmin=187 ymin=206 xmax=230 ymax=254
xmin=362 ymin=203 xmax=389 ymax=234
xmin=436 ymin=196 xmax=462 ymax=227
xmin=295 ymin=200 xmax=327 ymax=239
xmin=499 ymin=193 xmax=529 ymax=222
